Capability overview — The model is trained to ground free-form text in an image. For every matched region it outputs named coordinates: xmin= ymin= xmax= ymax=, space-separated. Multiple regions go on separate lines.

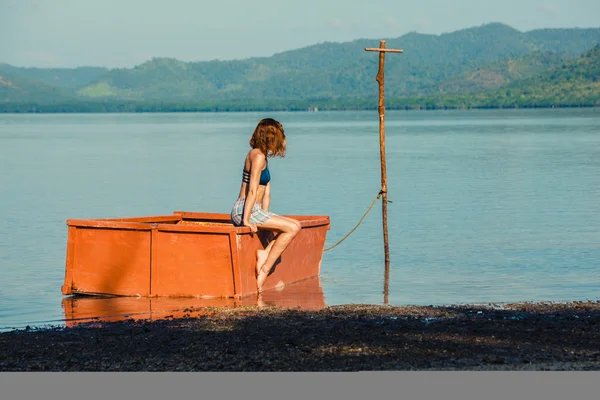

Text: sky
xmin=1 ymin=0 xmax=599 ymax=68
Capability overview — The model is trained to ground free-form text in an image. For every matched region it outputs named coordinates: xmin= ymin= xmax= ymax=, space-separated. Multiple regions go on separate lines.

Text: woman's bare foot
xmin=256 ymin=249 xmax=268 ymax=277
xmin=257 ymin=293 xmax=266 ymax=307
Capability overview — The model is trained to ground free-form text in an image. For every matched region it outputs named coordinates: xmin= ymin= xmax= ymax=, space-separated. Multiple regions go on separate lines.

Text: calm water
xmin=1 ymin=109 xmax=599 ymax=330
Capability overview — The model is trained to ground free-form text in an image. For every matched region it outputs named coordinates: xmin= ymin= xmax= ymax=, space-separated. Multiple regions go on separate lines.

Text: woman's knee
xmin=260 ymin=215 xmax=301 ymax=236
xmin=288 ymin=219 xmax=301 ymax=235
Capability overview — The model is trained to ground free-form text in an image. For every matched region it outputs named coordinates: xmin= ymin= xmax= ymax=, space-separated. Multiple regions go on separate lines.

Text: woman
xmin=230 ymin=118 xmax=301 ymax=293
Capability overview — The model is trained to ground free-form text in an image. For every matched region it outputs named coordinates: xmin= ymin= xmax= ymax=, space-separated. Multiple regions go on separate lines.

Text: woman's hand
xmin=243 ymin=220 xmax=258 ymax=233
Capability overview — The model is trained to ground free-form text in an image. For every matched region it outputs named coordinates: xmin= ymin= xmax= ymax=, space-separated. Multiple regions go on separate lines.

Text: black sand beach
xmin=1 ymin=301 xmax=599 ymax=371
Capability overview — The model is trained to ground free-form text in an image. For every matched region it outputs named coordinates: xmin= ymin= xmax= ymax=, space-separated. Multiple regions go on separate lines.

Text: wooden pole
xmin=365 ymin=40 xmax=403 ymax=305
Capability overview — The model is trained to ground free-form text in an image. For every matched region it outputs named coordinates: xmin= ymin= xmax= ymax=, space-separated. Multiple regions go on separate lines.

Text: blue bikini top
xmin=242 ymin=161 xmax=270 ymax=186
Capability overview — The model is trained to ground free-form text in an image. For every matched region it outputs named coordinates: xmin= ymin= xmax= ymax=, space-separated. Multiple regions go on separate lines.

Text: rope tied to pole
xmin=323 ymin=190 xmax=389 ymax=252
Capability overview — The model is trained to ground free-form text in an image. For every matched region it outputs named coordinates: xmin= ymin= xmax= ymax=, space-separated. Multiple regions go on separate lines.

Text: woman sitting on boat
xmin=230 ymin=118 xmax=301 ymax=293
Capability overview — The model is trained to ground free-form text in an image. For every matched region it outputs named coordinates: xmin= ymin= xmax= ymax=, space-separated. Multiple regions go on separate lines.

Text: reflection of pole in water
xmin=365 ymin=40 xmax=403 ymax=305
xmin=384 ymin=261 xmax=390 ymax=305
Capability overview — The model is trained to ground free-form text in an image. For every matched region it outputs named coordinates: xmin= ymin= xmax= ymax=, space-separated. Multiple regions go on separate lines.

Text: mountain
xmin=1 ymin=23 xmax=599 ymax=111
xmin=0 ymin=73 xmax=76 ymax=103
xmin=67 ymin=23 xmax=600 ymax=102
xmin=436 ymin=51 xmax=572 ymax=94
xmin=494 ymin=44 xmax=600 ymax=106
xmin=394 ymin=44 xmax=600 ymax=109
xmin=0 ymin=64 xmax=109 ymax=90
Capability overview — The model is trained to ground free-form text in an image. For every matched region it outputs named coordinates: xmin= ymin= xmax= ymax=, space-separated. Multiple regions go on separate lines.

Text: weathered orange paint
xmin=61 ymin=212 xmax=330 ymax=298
xmin=62 ymin=276 xmax=326 ymax=327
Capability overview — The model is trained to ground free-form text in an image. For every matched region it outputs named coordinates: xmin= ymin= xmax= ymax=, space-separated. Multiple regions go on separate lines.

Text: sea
xmin=1 ymin=108 xmax=599 ymax=330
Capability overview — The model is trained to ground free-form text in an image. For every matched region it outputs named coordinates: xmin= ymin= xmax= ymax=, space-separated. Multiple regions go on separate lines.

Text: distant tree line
xmin=1 ymin=96 xmax=598 ymax=114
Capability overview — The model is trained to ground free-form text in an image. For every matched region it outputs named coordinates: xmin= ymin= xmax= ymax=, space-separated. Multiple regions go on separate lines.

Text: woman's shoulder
xmin=248 ymin=148 xmax=266 ymax=161
xmin=245 ymin=148 xmax=266 ymax=169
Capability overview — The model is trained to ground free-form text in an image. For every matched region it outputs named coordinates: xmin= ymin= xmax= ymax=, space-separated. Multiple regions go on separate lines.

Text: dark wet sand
xmin=1 ymin=301 xmax=599 ymax=371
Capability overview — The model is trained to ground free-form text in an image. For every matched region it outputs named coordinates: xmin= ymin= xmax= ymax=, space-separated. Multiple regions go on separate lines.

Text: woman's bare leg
xmin=256 ymin=237 xmax=277 ymax=276
xmin=255 ymin=216 xmax=301 ymax=292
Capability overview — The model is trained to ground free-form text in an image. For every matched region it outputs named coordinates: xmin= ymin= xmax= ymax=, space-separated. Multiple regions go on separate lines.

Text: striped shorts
xmin=230 ymin=198 xmax=277 ymax=226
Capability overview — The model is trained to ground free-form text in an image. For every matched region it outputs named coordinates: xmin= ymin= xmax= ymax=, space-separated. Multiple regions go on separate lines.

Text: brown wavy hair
xmin=249 ymin=118 xmax=286 ymax=157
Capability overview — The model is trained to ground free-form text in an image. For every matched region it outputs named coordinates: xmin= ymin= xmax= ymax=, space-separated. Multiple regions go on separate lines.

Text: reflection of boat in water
xmin=61 ymin=211 xmax=330 ymax=298
xmin=62 ymin=277 xmax=326 ymax=327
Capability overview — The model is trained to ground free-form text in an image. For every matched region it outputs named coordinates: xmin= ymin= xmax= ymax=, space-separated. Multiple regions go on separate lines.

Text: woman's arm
xmin=261 ymin=182 xmax=271 ymax=211
xmin=242 ymin=151 xmax=266 ymax=231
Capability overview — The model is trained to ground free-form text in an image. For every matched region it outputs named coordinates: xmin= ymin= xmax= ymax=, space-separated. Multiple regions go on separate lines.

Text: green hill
xmin=1 ymin=23 xmax=599 ymax=112
xmin=70 ymin=23 xmax=600 ymax=102
xmin=495 ymin=44 xmax=600 ymax=107
xmin=437 ymin=51 xmax=572 ymax=94
xmin=394 ymin=45 xmax=600 ymax=109
xmin=0 ymin=73 xmax=76 ymax=103
xmin=0 ymin=64 xmax=109 ymax=90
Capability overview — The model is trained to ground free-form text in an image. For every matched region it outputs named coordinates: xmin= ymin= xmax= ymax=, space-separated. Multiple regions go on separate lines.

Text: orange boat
xmin=61 ymin=211 xmax=330 ymax=298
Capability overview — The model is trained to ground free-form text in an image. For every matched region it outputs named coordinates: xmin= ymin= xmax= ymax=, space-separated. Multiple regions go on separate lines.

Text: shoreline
xmin=1 ymin=105 xmax=598 ymax=114
xmin=1 ymin=300 xmax=599 ymax=371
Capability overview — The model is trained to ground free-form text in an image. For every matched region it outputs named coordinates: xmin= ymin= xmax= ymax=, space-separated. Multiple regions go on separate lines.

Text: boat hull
xmin=61 ymin=211 xmax=330 ymax=298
